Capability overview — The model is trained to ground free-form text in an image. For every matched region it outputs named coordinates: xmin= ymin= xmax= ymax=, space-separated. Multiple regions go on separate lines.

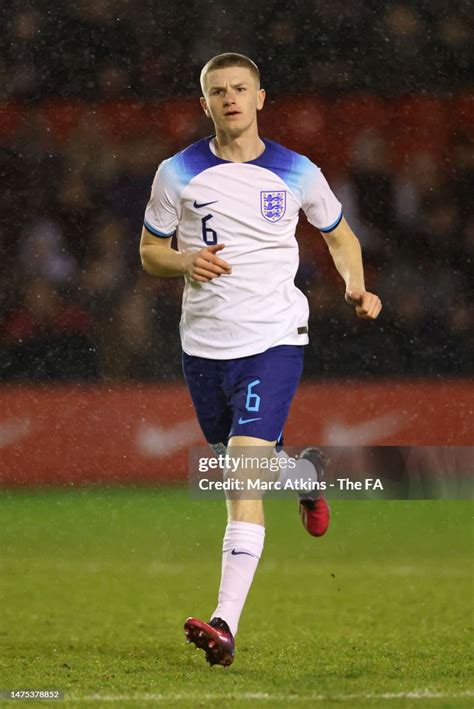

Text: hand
xmin=184 ymin=244 xmax=232 ymax=283
xmin=345 ymin=289 xmax=382 ymax=319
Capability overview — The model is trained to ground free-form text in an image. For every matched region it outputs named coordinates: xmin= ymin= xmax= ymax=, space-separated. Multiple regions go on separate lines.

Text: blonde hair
xmin=200 ymin=53 xmax=260 ymax=94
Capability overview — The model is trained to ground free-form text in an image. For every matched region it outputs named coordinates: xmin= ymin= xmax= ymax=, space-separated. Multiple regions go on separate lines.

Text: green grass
xmin=0 ymin=488 xmax=472 ymax=708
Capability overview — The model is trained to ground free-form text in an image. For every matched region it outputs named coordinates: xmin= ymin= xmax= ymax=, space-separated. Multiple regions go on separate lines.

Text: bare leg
xmin=225 ymin=434 xmax=277 ymax=524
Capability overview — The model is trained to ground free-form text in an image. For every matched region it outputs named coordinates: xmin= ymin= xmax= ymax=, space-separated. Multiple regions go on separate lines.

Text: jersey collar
xmin=207 ymin=136 xmax=268 ymax=165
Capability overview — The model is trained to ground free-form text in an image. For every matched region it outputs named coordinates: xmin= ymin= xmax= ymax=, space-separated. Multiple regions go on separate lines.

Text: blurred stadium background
xmin=1 ymin=1 xmax=473 ymax=704
xmin=0 ymin=0 xmax=472 ymax=483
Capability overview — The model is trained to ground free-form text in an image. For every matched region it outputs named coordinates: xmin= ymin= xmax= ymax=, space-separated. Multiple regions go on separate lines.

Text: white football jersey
xmin=144 ymin=137 xmax=342 ymax=359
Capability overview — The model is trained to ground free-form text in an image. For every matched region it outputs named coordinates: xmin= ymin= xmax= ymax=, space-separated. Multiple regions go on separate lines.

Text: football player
xmin=140 ymin=53 xmax=381 ymax=667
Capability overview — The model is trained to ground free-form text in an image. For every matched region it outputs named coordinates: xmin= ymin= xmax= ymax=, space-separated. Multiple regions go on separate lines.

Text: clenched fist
xmin=345 ymin=289 xmax=382 ymax=319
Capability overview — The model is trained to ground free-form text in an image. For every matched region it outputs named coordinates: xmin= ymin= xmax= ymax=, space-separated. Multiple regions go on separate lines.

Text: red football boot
xmin=184 ymin=616 xmax=235 ymax=667
xmin=298 ymin=447 xmax=331 ymax=537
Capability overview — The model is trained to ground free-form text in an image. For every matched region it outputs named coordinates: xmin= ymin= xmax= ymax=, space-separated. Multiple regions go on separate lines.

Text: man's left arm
xmin=321 ymin=216 xmax=382 ymax=320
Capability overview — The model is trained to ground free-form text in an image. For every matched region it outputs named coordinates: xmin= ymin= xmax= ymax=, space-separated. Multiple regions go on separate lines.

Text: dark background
xmin=0 ymin=0 xmax=472 ymax=382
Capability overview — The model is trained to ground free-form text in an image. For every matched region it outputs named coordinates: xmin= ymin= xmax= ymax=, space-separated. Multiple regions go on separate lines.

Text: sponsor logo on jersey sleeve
xmin=260 ymin=191 xmax=287 ymax=222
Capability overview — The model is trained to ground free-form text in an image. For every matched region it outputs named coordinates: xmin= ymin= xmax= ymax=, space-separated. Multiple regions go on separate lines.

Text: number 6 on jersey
xmin=201 ymin=214 xmax=218 ymax=245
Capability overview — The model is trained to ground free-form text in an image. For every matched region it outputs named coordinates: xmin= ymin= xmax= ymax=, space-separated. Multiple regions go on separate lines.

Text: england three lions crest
xmin=260 ymin=191 xmax=286 ymax=222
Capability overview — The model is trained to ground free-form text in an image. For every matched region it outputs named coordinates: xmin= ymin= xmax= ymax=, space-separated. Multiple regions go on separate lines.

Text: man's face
xmin=200 ymin=66 xmax=265 ymax=136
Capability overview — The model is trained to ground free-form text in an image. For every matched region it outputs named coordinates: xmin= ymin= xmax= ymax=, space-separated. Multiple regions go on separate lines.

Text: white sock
xmin=211 ymin=521 xmax=265 ymax=636
xmin=275 ymin=449 xmax=318 ymax=494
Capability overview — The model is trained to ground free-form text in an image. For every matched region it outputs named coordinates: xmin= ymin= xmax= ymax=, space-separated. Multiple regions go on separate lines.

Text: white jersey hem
xmin=181 ymin=334 xmax=309 ymax=360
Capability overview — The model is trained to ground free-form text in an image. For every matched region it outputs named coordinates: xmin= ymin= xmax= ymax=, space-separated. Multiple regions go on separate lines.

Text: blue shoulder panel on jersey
xmin=253 ymin=139 xmax=316 ymax=203
xmin=164 ymin=136 xmax=316 ymax=201
xmin=166 ymin=137 xmax=223 ymax=193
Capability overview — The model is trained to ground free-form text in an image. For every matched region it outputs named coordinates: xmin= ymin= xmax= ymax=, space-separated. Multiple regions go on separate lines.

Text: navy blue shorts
xmin=182 ymin=345 xmax=304 ymax=444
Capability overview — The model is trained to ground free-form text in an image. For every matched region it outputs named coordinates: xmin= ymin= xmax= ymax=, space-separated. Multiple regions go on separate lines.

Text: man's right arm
xmin=139 ymin=228 xmax=232 ymax=282
xmin=140 ymin=227 xmax=186 ymax=277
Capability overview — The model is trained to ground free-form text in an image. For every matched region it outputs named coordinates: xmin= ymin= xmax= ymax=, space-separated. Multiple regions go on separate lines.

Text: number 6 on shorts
xmin=245 ymin=379 xmax=261 ymax=412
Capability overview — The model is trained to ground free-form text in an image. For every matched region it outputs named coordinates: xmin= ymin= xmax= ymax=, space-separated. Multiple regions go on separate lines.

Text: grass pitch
xmin=0 ymin=487 xmax=472 ymax=708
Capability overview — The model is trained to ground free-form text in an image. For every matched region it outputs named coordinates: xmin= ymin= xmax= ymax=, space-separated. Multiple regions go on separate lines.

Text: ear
xmin=256 ymin=88 xmax=266 ymax=112
xmin=200 ymin=96 xmax=211 ymax=118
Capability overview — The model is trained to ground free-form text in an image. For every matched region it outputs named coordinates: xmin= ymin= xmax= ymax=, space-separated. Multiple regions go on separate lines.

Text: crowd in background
xmin=0 ymin=0 xmax=472 ymax=381
xmin=1 ymin=0 xmax=472 ymax=100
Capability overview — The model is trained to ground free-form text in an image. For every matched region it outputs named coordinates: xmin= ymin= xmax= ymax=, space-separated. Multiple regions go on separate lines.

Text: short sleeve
xmin=301 ymin=161 xmax=343 ymax=233
xmin=143 ymin=160 xmax=179 ymax=238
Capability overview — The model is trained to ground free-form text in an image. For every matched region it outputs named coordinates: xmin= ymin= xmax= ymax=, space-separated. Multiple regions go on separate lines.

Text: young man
xmin=140 ymin=53 xmax=381 ymax=667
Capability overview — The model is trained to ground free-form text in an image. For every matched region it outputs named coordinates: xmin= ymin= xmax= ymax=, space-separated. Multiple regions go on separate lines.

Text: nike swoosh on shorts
xmin=237 ymin=416 xmax=262 ymax=424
